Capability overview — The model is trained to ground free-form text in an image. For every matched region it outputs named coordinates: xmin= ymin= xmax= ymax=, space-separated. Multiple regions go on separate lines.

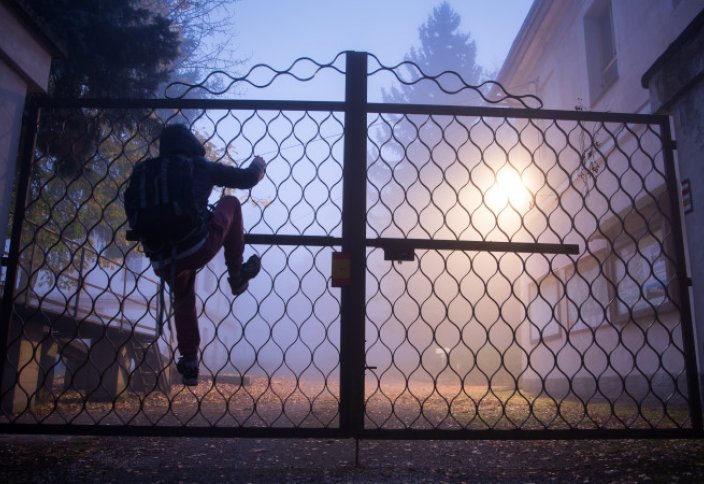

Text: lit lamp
xmin=485 ymin=168 xmax=533 ymax=213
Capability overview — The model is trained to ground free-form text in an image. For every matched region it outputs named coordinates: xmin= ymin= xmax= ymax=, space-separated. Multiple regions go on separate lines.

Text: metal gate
xmin=0 ymin=52 xmax=701 ymax=438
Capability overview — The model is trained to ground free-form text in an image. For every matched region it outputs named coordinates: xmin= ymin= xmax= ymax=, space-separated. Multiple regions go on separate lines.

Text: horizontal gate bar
xmin=368 ymin=102 xmax=667 ymax=124
xmin=245 ymin=233 xmax=342 ymax=246
xmin=32 ymin=98 xmax=666 ymax=125
xmin=361 ymin=428 xmax=704 ymax=441
xmin=1 ymin=423 xmax=699 ymax=440
xmin=244 ymin=236 xmax=579 ymax=255
xmin=0 ymin=424 xmax=346 ymax=439
xmin=0 ymin=424 xmax=704 ymax=440
xmin=368 ymin=238 xmax=580 ymax=255
xmin=32 ymin=96 xmax=346 ymax=112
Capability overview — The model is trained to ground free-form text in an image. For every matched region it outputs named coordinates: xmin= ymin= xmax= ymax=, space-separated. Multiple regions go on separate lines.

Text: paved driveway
xmin=1 ymin=434 xmax=703 ymax=482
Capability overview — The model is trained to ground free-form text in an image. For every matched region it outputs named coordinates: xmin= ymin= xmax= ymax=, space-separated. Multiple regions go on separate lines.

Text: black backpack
xmin=124 ymin=155 xmax=202 ymax=252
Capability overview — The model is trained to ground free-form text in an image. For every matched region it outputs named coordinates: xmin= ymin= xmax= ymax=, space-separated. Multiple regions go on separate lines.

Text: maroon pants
xmin=154 ymin=196 xmax=244 ymax=360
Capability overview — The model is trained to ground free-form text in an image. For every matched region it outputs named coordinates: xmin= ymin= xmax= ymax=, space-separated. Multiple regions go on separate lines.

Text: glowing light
xmin=485 ymin=168 xmax=532 ymax=212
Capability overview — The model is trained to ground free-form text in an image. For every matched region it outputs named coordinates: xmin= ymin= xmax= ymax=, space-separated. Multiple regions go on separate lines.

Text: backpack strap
xmin=156 ymin=251 xmax=166 ymax=336
xmin=160 ymin=156 xmax=169 ymax=205
xmin=168 ymin=244 xmax=177 ymax=336
xmin=156 ymin=248 xmax=175 ymax=338
xmin=157 ymin=275 xmax=166 ymax=336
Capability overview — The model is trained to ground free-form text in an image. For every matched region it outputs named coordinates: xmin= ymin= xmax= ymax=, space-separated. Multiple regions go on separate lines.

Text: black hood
xmin=159 ymin=124 xmax=206 ymax=157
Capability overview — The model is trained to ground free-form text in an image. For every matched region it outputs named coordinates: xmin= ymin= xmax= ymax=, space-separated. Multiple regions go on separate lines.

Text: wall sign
xmin=682 ymin=178 xmax=693 ymax=214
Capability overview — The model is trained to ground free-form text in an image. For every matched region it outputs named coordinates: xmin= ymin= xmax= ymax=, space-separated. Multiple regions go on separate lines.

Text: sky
xmin=215 ymin=0 xmax=534 ymax=100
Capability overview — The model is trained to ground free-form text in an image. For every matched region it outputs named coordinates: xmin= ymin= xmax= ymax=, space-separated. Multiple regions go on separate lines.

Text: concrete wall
xmin=643 ymin=9 xmax=704 ymax=397
xmin=0 ymin=63 xmax=26 ymax=248
xmin=0 ymin=0 xmax=59 ymax=414
xmin=0 ymin=0 xmax=56 ymax=248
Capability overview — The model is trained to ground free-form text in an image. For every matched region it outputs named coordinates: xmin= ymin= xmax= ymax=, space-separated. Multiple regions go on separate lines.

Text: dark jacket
xmin=148 ymin=124 xmax=265 ymax=266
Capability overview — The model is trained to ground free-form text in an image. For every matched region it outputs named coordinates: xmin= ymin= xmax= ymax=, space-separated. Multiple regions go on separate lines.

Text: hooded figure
xmin=159 ymin=124 xmax=206 ymax=158
xmin=129 ymin=123 xmax=267 ymax=385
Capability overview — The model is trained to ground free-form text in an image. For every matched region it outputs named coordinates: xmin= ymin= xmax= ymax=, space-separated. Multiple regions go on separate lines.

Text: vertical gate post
xmin=0 ymin=98 xmax=39 ymax=414
xmin=340 ymin=51 xmax=368 ymax=436
xmin=661 ymin=117 xmax=703 ymax=431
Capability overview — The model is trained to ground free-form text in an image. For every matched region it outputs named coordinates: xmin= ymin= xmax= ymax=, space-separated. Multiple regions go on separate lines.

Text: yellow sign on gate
xmin=331 ymin=252 xmax=351 ymax=287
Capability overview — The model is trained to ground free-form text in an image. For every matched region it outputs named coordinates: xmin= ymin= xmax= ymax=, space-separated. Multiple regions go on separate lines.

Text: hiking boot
xmin=176 ymin=357 xmax=199 ymax=386
xmin=228 ymin=255 xmax=262 ymax=296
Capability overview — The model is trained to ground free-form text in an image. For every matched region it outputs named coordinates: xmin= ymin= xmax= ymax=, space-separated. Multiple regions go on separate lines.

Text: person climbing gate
xmin=124 ymin=123 xmax=266 ymax=386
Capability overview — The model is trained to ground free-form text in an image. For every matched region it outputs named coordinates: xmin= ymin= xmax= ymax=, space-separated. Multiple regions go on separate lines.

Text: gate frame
xmin=0 ymin=51 xmax=701 ymax=440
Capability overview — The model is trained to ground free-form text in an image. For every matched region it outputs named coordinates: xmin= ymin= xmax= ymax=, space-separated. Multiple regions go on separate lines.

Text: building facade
xmin=497 ymin=0 xmax=704 ymax=400
xmin=498 ymin=0 xmax=704 ymax=112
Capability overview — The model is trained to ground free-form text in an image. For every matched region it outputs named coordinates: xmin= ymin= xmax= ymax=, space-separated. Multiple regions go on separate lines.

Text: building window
xmin=605 ymin=210 xmax=677 ymax=323
xmin=526 ymin=189 xmax=678 ymax=341
xmin=570 ymin=190 xmax=677 ymax=329
xmin=584 ymin=0 xmax=618 ymax=103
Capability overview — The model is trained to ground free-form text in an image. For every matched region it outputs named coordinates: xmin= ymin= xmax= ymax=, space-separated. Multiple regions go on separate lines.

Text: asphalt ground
xmin=1 ymin=434 xmax=704 ymax=482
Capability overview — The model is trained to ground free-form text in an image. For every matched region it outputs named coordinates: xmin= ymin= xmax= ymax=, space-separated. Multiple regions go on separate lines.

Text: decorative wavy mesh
xmin=0 ymin=52 xmax=697 ymax=436
xmin=1 ymin=104 xmax=344 ymax=428
xmin=364 ymin=110 xmax=691 ymax=430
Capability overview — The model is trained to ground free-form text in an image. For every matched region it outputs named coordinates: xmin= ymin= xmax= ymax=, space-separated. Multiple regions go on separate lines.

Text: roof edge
xmin=1 ymin=0 xmax=66 ymax=58
xmin=642 ymin=6 xmax=704 ymax=88
xmin=496 ymin=0 xmax=550 ymax=84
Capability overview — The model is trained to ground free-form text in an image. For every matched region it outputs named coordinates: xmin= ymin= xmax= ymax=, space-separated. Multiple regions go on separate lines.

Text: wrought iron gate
xmin=0 ymin=52 xmax=701 ymax=438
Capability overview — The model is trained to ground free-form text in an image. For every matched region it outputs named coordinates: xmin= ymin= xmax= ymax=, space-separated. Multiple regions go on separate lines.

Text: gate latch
xmin=383 ymin=246 xmax=415 ymax=262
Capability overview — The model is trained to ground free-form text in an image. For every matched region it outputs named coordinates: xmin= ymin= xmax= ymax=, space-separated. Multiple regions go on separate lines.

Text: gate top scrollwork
xmin=164 ymin=51 xmax=543 ymax=109
xmin=164 ymin=52 xmax=348 ymax=99
xmin=365 ymin=52 xmax=543 ymax=109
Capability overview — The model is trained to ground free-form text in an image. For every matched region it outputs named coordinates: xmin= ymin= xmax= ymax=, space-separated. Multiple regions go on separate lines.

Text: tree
xmin=23 ymin=0 xmax=179 ymax=99
xmin=12 ymin=0 xmax=230 ymax=294
xmin=369 ymin=2 xmax=486 ymax=192
xmin=20 ymin=0 xmax=181 ymax=179
xmin=382 ymin=2 xmax=484 ymax=106
xmin=142 ymin=0 xmax=240 ymax=78
xmin=23 ymin=0 xmax=239 ymax=98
